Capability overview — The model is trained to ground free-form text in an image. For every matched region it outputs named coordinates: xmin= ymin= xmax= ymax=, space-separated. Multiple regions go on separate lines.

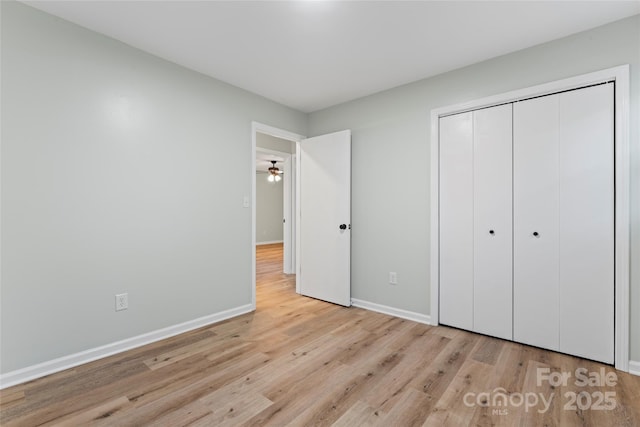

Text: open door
xmin=297 ymin=130 xmax=351 ymax=306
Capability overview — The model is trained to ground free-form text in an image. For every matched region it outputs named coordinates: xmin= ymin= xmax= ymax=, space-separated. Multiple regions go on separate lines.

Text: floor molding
xmin=629 ymin=360 xmax=640 ymax=377
xmin=0 ymin=304 xmax=253 ymax=390
xmin=351 ymin=298 xmax=431 ymax=325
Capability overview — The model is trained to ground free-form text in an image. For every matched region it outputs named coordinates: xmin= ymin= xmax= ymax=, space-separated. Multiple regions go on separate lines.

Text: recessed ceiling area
xmin=23 ymin=1 xmax=640 ymax=113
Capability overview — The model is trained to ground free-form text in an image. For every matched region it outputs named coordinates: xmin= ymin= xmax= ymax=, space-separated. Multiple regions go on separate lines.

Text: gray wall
xmin=308 ymin=15 xmax=640 ymax=361
xmin=0 ymin=2 xmax=306 ymax=373
xmin=256 ymin=173 xmax=284 ymax=243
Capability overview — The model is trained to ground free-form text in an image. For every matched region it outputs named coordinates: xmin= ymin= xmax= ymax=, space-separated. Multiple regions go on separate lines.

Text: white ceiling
xmin=24 ymin=1 xmax=640 ymax=113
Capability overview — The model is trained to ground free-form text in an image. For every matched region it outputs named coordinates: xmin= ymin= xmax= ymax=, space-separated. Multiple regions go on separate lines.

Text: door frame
xmin=251 ymin=122 xmax=305 ymax=309
xmin=429 ymin=65 xmax=630 ymax=371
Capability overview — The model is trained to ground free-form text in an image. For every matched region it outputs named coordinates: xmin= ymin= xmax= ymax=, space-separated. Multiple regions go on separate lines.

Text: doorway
xmin=251 ymin=123 xmax=353 ymax=310
xmin=251 ymin=122 xmax=304 ymax=309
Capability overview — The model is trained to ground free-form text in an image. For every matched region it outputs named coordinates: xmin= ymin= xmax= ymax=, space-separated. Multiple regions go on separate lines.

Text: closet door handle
xmin=533 ymin=231 xmax=540 ymax=237
xmin=489 ymin=230 xmax=495 ymax=235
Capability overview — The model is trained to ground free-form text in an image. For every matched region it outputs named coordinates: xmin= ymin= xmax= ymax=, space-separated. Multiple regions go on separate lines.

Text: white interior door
xmin=473 ymin=104 xmax=513 ymax=340
xmin=298 ymin=130 xmax=351 ymax=306
xmin=439 ymin=112 xmax=474 ymax=330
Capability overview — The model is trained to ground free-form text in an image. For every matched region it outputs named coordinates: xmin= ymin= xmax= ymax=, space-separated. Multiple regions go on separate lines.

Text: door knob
xmin=489 ymin=230 xmax=495 ymax=235
xmin=339 ymin=224 xmax=347 ymax=230
xmin=533 ymin=231 xmax=539 ymax=237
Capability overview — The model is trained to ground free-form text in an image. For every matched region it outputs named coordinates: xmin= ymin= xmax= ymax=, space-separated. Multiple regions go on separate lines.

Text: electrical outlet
xmin=389 ymin=272 xmax=397 ymax=285
xmin=115 ymin=293 xmax=128 ymax=311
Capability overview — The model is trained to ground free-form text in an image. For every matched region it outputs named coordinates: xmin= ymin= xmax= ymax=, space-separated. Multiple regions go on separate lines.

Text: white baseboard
xmin=0 ymin=304 xmax=254 ymax=390
xmin=351 ymin=298 xmax=431 ymax=325
xmin=629 ymin=360 xmax=640 ymax=377
xmin=256 ymin=240 xmax=284 ymax=245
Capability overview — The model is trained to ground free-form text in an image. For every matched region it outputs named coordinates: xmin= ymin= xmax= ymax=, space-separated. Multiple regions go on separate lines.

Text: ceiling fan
xmin=267 ymin=160 xmax=283 ymax=182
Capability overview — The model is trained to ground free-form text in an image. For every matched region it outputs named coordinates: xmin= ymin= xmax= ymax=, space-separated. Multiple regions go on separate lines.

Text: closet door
xmin=513 ymin=95 xmax=560 ymax=351
xmin=439 ymin=112 xmax=473 ymax=330
xmin=558 ymin=84 xmax=614 ymax=364
xmin=513 ymin=84 xmax=614 ymax=363
xmin=473 ymin=104 xmax=513 ymax=340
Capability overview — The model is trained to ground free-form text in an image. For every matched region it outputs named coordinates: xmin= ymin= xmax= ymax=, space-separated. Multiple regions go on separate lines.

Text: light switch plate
xmin=389 ymin=272 xmax=397 ymax=285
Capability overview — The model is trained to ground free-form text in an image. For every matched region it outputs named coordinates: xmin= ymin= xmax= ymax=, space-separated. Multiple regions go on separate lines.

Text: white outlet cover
xmin=115 ymin=293 xmax=128 ymax=311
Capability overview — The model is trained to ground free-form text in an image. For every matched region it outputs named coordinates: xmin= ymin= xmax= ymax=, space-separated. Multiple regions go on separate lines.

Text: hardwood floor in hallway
xmin=1 ymin=243 xmax=639 ymax=426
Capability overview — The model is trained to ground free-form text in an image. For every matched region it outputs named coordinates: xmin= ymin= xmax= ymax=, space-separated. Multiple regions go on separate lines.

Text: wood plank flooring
xmin=1 ymin=243 xmax=639 ymax=426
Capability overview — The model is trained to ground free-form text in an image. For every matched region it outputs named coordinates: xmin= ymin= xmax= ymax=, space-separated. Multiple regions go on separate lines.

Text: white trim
xmin=612 ymin=66 xmax=630 ymax=372
xmin=431 ymin=66 xmax=627 ymax=118
xmin=256 ymin=240 xmax=284 ymax=245
xmin=351 ymin=298 xmax=431 ymax=325
xmin=253 ymin=123 xmax=304 ymax=143
xmin=430 ymin=65 xmax=630 ymax=372
xmin=0 ymin=304 xmax=253 ymax=390
xmin=629 ymin=361 xmax=640 ymax=377
xmin=430 ymin=108 xmax=440 ymax=327
xmin=251 ymin=122 xmax=305 ymax=310
xmin=252 ymin=124 xmax=257 ymax=311
xmin=295 ymin=140 xmax=301 ymax=295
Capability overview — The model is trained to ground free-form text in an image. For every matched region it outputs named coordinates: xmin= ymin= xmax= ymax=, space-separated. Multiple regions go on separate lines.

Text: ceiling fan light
xmin=267 ymin=160 xmax=282 ymax=183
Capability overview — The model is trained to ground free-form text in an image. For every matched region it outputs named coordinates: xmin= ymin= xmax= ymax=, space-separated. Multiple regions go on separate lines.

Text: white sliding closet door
xmin=513 ymin=84 xmax=614 ymax=363
xmin=473 ymin=104 xmax=513 ymax=340
xmin=440 ymin=105 xmax=512 ymax=338
xmin=558 ymin=84 xmax=614 ymax=364
xmin=513 ymin=95 xmax=561 ymax=352
xmin=439 ymin=79 xmax=616 ymax=364
xmin=439 ymin=112 xmax=473 ymax=330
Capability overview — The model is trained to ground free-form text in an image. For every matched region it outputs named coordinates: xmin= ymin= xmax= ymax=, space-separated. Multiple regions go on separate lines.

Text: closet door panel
xmin=473 ymin=104 xmax=513 ymax=340
xmin=513 ymin=95 xmax=560 ymax=351
xmin=558 ymin=84 xmax=614 ymax=363
xmin=439 ymin=112 xmax=474 ymax=330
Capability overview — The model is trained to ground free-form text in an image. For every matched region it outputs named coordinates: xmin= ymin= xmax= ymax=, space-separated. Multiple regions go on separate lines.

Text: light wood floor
xmin=1 ymin=243 xmax=639 ymax=426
